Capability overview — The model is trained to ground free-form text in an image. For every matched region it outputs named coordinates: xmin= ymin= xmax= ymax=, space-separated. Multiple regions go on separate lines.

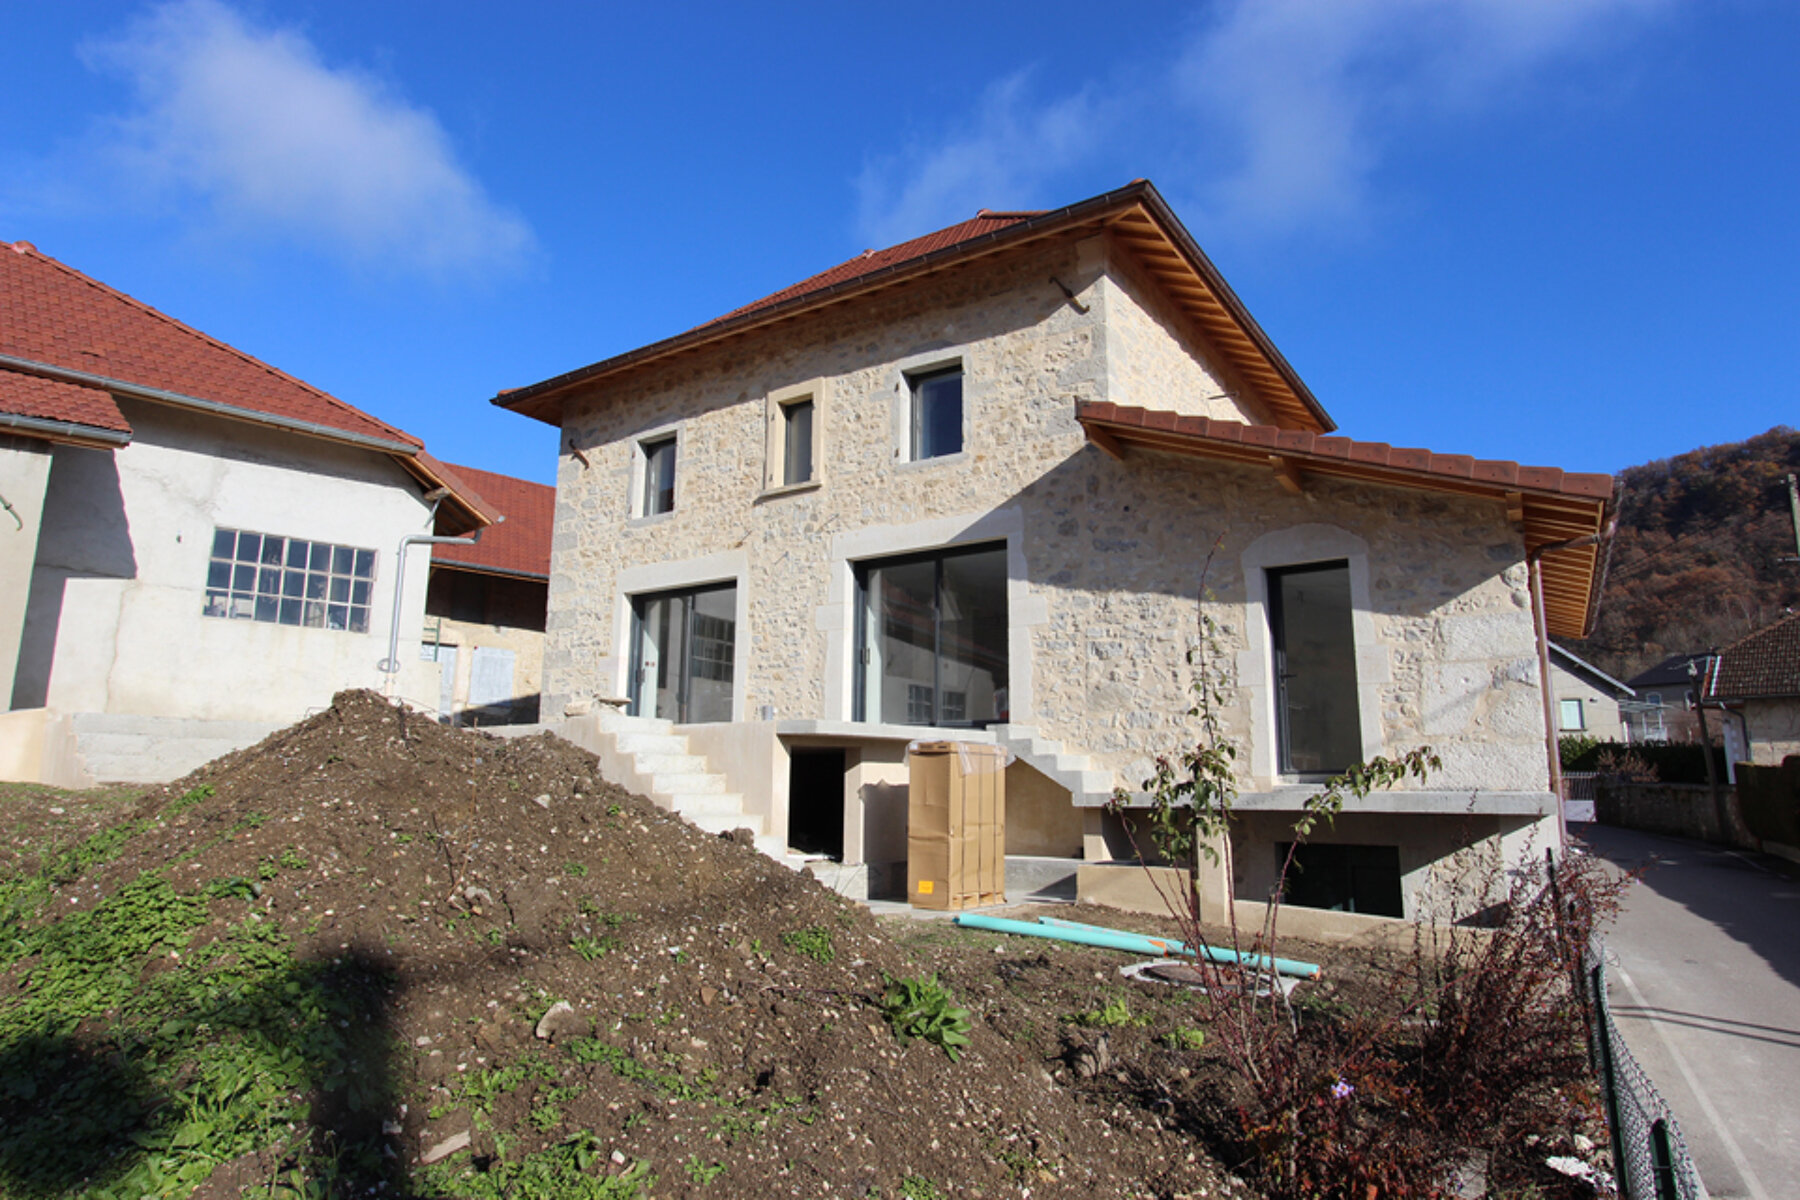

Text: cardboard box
xmin=907 ymin=741 xmax=1006 ymax=910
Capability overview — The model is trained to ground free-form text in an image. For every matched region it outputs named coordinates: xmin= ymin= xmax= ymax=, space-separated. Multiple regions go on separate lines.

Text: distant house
xmin=425 ymin=464 xmax=552 ymax=725
xmin=1704 ymin=610 xmax=1800 ymax=766
xmin=493 ymin=180 xmax=1613 ymax=924
xmin=1622 ymin=653 xmax=1709 ymax=743
xmin=1549 ymin=643 xmax=1633 ymax=741
xmin=0 ymin=240 xmax=494 ymax=784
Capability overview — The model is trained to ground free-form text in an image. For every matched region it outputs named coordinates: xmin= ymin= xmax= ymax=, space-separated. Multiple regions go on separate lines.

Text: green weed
xmin=781 ymin=925 xmax=835 ymax=964
xmin=1068 ymin=995 xmax=1149 ymax=1029
xmin=879 ymin=974 xmax=972 ymax=1062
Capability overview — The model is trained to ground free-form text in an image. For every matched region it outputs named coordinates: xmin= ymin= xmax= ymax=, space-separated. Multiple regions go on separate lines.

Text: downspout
xmin=378 ymin=489 xmax=485 ymax=696
xmin=1528 ymin=522 xmax=1615 ymax=849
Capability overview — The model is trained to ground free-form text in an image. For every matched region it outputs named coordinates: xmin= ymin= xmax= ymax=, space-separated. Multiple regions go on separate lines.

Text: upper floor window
xmin=908 ymin=365 xmax=963 ymax=460
xmin=638 ymin=434 xmax=676 ymax=517
xmin=204 ymin=528 xmax=374 ymax=633
xmin=782 ymin=397 xmax=815 ymax=486
xmin=1269 ymin=560 xmax=1361 ymax=774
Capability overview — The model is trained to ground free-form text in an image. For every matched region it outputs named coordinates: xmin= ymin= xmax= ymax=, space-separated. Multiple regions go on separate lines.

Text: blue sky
xmin=3 ymin=0 xmax=1794 ymax=486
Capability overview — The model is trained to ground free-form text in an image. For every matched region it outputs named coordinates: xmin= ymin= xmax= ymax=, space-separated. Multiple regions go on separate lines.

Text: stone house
xmin=0 ymin=239 xmax=494 ymax=784
xmin=1705 ymin=611 xmax=1800 ymax=766
xmin=425 ymin=463 xmax=552 ymax=725
xmin=495 ymin=181 xmax=1612 ymax=921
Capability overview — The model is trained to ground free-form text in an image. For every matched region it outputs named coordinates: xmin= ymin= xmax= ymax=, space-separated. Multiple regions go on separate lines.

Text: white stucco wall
xmin=13 ymin=399 xmax=439 ymax=723
xmin=0 ymin=436 xmax=54 ymax=706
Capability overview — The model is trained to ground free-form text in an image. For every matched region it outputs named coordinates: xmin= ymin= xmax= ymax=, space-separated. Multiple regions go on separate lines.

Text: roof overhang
xmin=493 ymin=180 xmax=1332 ymax=434
xmin=1076 ymin=401 xmax=1614 ymax=639
xmin=0 ymin=409 xmax=132 ymax=450
xmin=0 ymin=353 xmax=496 ymax=536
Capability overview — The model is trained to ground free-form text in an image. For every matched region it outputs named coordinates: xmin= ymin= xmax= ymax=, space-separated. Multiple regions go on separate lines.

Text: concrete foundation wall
xmin=11 ymin=401 xmax=439 ymax=722
xmin=1004 ymin=760 xmax=1084 ymax=857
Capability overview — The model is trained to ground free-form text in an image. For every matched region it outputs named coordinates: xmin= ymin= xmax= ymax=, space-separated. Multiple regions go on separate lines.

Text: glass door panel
xmin=630 ymin=585 xmax=736 ymax=723
xmin=855 ymin=544 xmax=1007 ymax=726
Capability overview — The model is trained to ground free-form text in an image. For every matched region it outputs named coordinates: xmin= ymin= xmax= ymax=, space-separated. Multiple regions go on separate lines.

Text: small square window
xmin=908 ymin=366 xmax=962 ymax=460
xmin=639 ymin=434 xmax=676 ymax=517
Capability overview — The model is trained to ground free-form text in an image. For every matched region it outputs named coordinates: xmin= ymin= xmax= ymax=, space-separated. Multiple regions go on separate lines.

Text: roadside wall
xmin=1596 ymin=779 xmax=1757 ymax=850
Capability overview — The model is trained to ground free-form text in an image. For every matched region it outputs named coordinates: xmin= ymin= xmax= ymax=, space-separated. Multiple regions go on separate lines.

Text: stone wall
xmin=543 ymin=232 xmax=1549 ymax=800
xmin=1745 ymin=698 xmax=1800 ymax=764
xmin=1596 ymin=779 xmax=1756 ymax=849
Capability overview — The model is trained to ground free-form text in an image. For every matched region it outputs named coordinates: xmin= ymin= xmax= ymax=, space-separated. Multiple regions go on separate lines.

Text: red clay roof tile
xmin=705 ymin=213 xmax=1037 ymax=326
xmin=1708 ymin=610 xmax=1800 ymax=699
xmin=430 ymin=463 xmax=553 ymax=578
xmin=0 ymin=367 xmax=130 ymax=434
xmin=0 ymin=241 xmax=418 ymax=448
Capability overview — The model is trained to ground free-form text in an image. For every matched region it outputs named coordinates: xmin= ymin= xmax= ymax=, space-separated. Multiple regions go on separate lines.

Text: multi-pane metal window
xmin=908 ymin=366 xmax=963 ymax=460
xmin=204 ymin=529 xmax=375 ymax=633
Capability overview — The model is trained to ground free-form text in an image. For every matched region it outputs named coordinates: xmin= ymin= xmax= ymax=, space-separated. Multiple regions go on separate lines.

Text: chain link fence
xmin=1581 ymin=939 xmax=1704 ymax=1199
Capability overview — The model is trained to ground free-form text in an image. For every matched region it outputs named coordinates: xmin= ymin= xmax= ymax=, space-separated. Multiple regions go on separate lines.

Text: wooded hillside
xmin=1570 ymin=426 xmax=1800 ymax=679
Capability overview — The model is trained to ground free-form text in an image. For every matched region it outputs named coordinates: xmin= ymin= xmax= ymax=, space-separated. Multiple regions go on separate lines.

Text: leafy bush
xmin=879 ymin=974 xmax=971 ymax=1062
xmin=1563 ymin=738 xmax=1727 ymax=783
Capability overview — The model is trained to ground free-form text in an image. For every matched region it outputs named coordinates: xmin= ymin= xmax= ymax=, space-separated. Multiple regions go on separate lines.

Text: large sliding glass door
xmin=630 ymin=584 xmax=737 ymax=723
xmin=855 ymin=543 xmax=1008 ymax=727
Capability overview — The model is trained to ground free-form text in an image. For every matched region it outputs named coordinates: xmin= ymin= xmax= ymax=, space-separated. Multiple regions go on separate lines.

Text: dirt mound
xmin=0 ymin=691 xmax=1248 ymax=1199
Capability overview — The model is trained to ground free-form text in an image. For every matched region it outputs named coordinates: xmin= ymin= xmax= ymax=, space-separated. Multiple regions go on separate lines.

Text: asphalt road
xmin=1575 ymin=823 xmax=1800 ymax=1200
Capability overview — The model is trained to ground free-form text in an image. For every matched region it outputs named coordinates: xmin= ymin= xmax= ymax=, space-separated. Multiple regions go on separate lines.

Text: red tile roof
xmin=1074 ymin=401 xmax=1614 ymax=638
xmin=704 ymin=211 xmax=1039 ymax=325
xmin=0 ymin=366 xmax=130 ymax=438
xmin=1076 ymin=403 xmax=1614 ymax=500
xmin=431 ymin=462 xmax=553 ymax=578
xmin=493 ymin=181 xmax=1331 ymax=434
xmin=0 ymin=240 xmax=418 ymax=449
xmin=1708 ymin=610 xmax=1800 ymax=700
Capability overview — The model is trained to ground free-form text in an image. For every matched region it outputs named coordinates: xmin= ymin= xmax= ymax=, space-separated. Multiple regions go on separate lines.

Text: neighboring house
xmin=425 ymin=464 xmax=552 ymax=725
xmin=1704 ymin=610 xmax=1800 ymax=766
xmin=1622 ymin=652 xmax=1708 ymax=743
xmin=493 ymin=180 xmax=1611 ymax=922
xmin=1549 ymin=643 xmax=1633 ymax=741
xmin=0 ymin=240 xmax=494 ymax=785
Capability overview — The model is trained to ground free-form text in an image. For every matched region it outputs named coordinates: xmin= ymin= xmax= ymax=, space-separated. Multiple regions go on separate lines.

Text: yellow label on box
xmin=918 ymin=880 xmax=934 ymax=894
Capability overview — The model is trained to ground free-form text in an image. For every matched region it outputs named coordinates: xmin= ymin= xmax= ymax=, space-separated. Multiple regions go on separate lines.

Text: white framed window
xmin=634 ymin=431 xmax=677 ymax=517
xmin=1559 ymin=698 xmax=1585 ymax=731
xmin=907 ymin=364 xmax=963 ymax=461
xmin=763 ymin=378 xmax=825 ymax=493
xmin=204 ymin=528 xmax=375 ymax=633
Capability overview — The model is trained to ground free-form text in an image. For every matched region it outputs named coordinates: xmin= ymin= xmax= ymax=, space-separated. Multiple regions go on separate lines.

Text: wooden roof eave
xmin=1077 ymin=412 xmax=1610 ymax=639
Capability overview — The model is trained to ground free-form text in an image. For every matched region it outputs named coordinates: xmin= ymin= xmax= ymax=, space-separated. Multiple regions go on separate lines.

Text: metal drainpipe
xmin=379 ymin=493 xmax=483 ymax=695
xmin=1528 ymin=522 xmax=1615 ymax=850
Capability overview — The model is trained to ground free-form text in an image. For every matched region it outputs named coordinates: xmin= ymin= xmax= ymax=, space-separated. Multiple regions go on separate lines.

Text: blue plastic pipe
xmin=950 ymin=913 xmax=1320 ymax=979
xmin=1035 ymin=915 xmax=1321 ymax=979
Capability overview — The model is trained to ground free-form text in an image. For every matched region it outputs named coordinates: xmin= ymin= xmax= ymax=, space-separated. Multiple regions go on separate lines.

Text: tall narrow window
xmin=855 ymin=542 xmax=1007 ymax=726
xmin=640 ymin=435 xmax=676 ymax=516
xmin=908 ymin=366 xmax=962 ymax=460
xmin=1269 ymin=561 xmax=1361 ymax=774
xmin=782 ymin=397 xmax=814 ymax=486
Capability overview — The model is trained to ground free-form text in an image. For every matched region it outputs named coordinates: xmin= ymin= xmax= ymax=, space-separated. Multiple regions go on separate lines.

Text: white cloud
xmin=854 ymin=0 xmax=1669 ymax=246
xmin=83 ymin=0 xmax=534 ymax=276
xmin=1169 ymin=0 xmax=1669 ymax=237
xmin=854 ymin=71 xmax=1108 ymax=248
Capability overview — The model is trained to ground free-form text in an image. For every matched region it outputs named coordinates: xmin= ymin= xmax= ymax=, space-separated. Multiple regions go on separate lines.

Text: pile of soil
xmin=0 ymin=692 xmax=1256 ymax=1199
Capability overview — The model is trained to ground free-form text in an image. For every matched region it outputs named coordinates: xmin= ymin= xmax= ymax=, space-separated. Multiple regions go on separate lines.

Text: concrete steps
xmin=577 ymin=711 xmax=787 ymax=862
xmin=991 ymin=724 xmax=1116 ymax=806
